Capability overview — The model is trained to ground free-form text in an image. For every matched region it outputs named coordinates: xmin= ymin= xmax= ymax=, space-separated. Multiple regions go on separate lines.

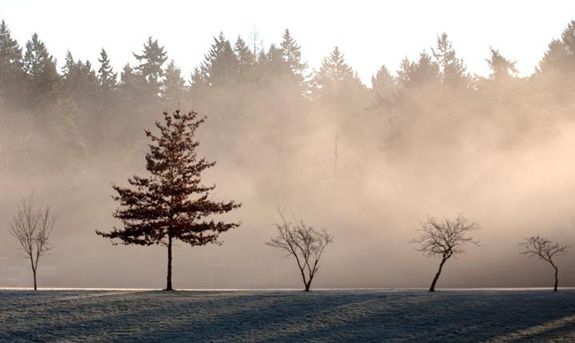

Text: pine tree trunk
xmin=429 ymin=257 xmax=447 ymax=292
xmin=166 ymin=234 xmax=173 ymax=291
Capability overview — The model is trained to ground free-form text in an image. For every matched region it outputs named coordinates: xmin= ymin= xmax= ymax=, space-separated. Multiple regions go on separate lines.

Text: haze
xmin=1 ymin=1 xmax=574 ymax=290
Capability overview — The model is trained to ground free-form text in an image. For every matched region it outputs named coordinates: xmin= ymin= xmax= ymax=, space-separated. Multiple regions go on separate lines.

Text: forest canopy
xmin=1 ymin=21 xmax=575 ymax=187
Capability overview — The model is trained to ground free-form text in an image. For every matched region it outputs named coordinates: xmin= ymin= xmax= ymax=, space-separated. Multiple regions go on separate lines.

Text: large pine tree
xmin=97 ymin=110 xmax=241 ymax=290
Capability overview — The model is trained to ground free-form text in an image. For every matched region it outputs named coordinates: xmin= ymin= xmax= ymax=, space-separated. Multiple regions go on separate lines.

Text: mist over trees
xmin=1 ymin=19 xmax=575 ymax=289
xmin=0 ymin=20 xmax=572 ymax=172
xmin=2 ymin=20 xmax=574 ymax=184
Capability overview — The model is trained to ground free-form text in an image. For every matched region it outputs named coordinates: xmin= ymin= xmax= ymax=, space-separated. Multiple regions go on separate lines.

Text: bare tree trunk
xmin=299 ymin=268 xmax=309 ymax=292
xmin=429 ymin=258 xmax=448 ymax=292
xmin=553 ymin=265 xmax=558 ymax=292
xmin=30 ymin=259 xmax=37 ymax=291
xmin=304 ymin=274 xmax=315 ymax=292
xmin=166 ymin=234 xmax=173 ymax=291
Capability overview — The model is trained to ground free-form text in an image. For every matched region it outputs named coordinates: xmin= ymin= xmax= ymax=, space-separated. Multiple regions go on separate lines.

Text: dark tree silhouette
xmin=22 ymin=33 xmax=59 ymax=110
xmin=9 ymin=192 xmax=57 ymax=290
xmin=133 ymin=37 xmax=168 ymax=97
xmin=267 ymin=212 xmax=333 ymax=291
xmin=0 ymin=20 xmax=25 ymax=109
xmin=520 ymin=235 xmax=570 ymax=292
xmin=412 ymin=215 xmax=480 ymax=292
xmin=96 ymin=110 xmax=241 ymax=291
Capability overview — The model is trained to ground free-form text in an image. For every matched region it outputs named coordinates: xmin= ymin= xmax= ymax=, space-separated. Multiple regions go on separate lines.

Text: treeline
xmin=1 ymin=20 xmax=575 ymax=181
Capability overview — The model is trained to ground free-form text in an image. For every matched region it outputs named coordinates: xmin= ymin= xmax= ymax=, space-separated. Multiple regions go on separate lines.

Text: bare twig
xmin=412 ymin=214 xmax=480 ymax=292
xmin=267 ymin=211 xmax=333 ymax=291
xmin=520 ymin=235 xmax=570 ymax=292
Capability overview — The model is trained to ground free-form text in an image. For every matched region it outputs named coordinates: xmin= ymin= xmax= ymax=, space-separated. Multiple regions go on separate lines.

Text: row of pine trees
xmin=1 ymin=20 xmax=575 ymax=183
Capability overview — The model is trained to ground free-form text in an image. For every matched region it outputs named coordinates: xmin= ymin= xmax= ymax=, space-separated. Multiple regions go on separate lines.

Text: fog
xmin=1 ymin=20 xmax=574 ymax=290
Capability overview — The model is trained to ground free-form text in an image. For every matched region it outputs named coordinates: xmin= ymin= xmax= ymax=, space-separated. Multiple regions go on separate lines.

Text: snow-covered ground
xmin=1 ymin=289 xmax=574 ymax=342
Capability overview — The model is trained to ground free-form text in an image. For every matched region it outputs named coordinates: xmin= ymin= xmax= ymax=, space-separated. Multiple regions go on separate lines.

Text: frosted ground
xmin=1 ymin=289 xmax=575 ymax=343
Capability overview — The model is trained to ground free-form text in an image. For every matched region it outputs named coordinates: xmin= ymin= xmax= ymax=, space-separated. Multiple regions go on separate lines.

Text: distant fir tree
xmin=61 ymin=51 xmax=99 ymax=105
xmin=199 ymin=32 xmax=239 ymax=87
xmin=234 ymin=36 xmax=255 ymax=80
xmin=115 ymin=63 xmax=151 ymax=145
xmin=280 ymin=29 xmax=308 ymax=89
xmin=536 ymin=21 xmax=575 ymax=106
xmin=431 ymin=33 xmax=469 ymax=89
xmin=313 ymin=46 xmax=364 ymax=101
xmin=486 ymin=47 xmax=517 ymax=81
xmin=370 ymin=65 xmax=396 ymax=108
xmin=397 ymin=52 xmax=440 ymax=91
xmin=95 ymin=48 xmax=118 ymax=149
xmin=0 ymin=20 xmax=25 ymax=109
xmin=538 ymin=21 xmax=575 ymax=77
xmin=262 ymin=44 xmax=286 ymax=75
xmin=189 ymin=66 xmax=208 ymax=102
xmin=133 ymin=37 xmax=168 ymax=98
xmin=22 ymin=33 xmax=59 ymax=111
xmin=162 ymin=60 xmax=187 ymax=108
xmin=98 ymin=48 xmax=117 ymax=95
xmin=96 ymin=110 xmax=241 ymax=291
xmin=119 ymin=63 xmax=144 ymax=98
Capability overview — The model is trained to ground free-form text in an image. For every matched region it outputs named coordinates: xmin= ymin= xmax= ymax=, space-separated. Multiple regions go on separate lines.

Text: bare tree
xmin=9 ymin=192 xmax=56 ymax=290
xmin=412 ymin=214 xmax=480 ymax=292
xmin=520 ymin=235 xmax=570 ymax=292
xmin=267 ymin=212 xmax=333 ymax=291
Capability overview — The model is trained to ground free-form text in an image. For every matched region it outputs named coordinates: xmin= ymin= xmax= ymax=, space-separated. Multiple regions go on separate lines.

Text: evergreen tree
xmin=22 ymin=33 xmax=59 ymax=110
xmin=119 ymin=63 xmax=143 ymax=97
xmin=234 ymin=36 xmax=255 ymax=79
xmin=280 ymin=29 xmax=308 ymax=89
xmin=263 ymin=44 xmax=286 ymax=75
xmin=95 ymin=48 xmax=118 ymax=150
xmin=61 ymin=51 xmax=99 ymax=100
xmin=98 ymin=48 xmax=117 ymax=95
xmin=115 ymin=63 xmax=150 ymax=145
xmin=536 ymin=21 xmax=575 ymax=105
xmin=96 ymin=110 xmax=241 ymax=291
xmin=0 ymin=20 xmax=25 ymax=109
xmin=397 ymin=52 xmax=440 ymax=91
xmin=200 ymin=32 xmax=239 ymax=87
xmin=370 ymin=65 xmax=396 ymax=108
xmin=486 ymin=47 xmax=517 ymax=81
xmin=60 ymin=52 xmax=101 ymax=148
xmin=133 ymin=37 xmax=168 ymax=97
xmin=431 ymin=33 xmax=469 ymax=88
xmin=189 ymin=66 xmax=208 ymax=102
xmin=162 ymin=60 xmax=187 ymax=108
xmin=313 ymin=46 xmax=364 ymax=101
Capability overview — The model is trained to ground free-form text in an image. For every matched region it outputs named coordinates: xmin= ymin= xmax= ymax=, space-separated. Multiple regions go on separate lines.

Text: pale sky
xmin=2 ymin=0 xmax=575 ymax=84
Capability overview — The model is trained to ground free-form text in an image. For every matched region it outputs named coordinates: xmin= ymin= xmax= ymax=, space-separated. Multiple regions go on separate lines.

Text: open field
xmin=1 ymin=289 xmax=575 ymax=342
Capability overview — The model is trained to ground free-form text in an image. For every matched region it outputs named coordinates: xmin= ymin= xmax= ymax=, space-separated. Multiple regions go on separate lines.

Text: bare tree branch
xmin=267 ymin=211 xmax=333 ymax=291
xmin=412 ymin=214 xmax=480 ymax=292
xmin=519 ymin=235 xmax=570 ymax=292
xmin=9 ymin=192 xmax=57 ymax=290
